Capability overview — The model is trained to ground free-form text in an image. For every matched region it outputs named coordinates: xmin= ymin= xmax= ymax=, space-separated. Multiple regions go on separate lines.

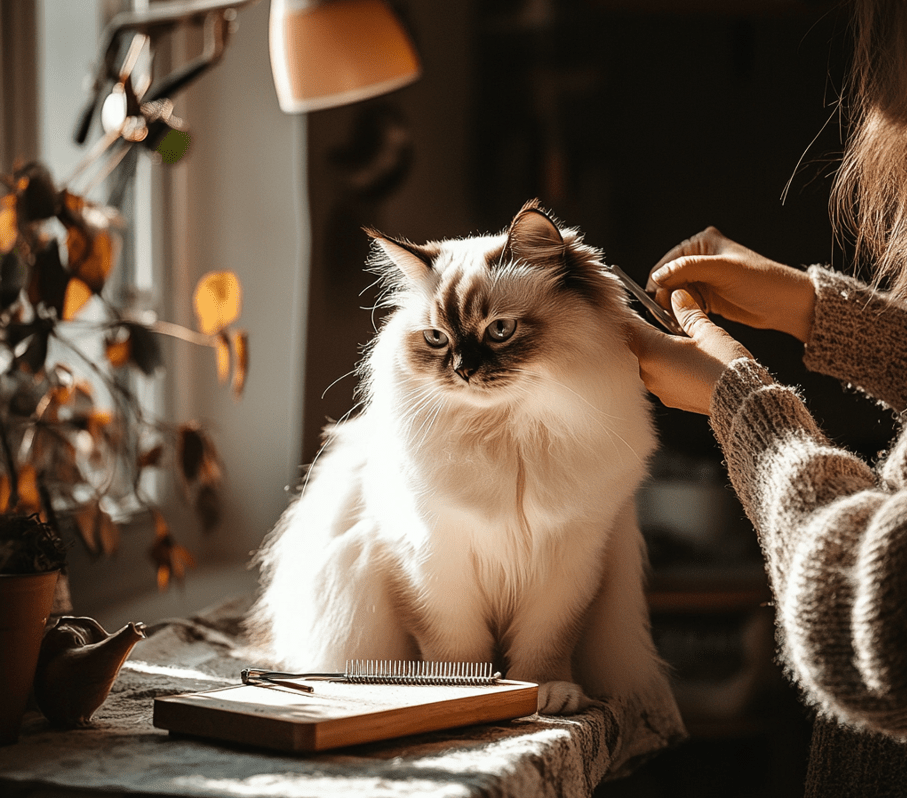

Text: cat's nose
xmin=453 ymin=353 xmax=479 ymax=382
xmin=455 ymin=364 xmax=476 ymax=382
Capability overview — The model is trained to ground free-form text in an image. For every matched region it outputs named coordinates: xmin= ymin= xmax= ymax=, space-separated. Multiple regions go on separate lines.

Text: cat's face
xmin=369 ymin=201 xmax=623 ymax=408
xmin=405 ymin=249 xmax=550 ymax=403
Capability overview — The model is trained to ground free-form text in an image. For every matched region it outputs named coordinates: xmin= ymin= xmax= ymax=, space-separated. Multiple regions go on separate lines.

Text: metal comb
xmin=608 ymin=263 xmax=687 ymax=336
xmin=242 ymin=660 xmax=503 ymax=693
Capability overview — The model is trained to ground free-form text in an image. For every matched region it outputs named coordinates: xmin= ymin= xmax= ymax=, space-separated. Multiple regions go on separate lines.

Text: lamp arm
xmin=74 ymin=0 xmax=260 ymax=144
xmin=145 ymin=8 xmax=233 ymax=104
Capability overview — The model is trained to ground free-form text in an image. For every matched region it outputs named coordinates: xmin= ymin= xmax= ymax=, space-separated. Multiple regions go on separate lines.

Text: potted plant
xmin=0 ymin=513 xmax=65 ymax=745
xmin=0 ymin=160 xmax=247 ymax=742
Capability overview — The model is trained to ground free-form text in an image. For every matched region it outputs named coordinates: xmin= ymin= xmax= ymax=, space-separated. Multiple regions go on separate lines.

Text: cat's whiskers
xmin=396 ymin=383 xmax=447 ymax=443
xmin=413 ymin=396 xmax=448 ymax=451
xmin=405 ymin=388 xmax=449 ymax=450
xmin=504 ymin=367 xmax=627 ymax=423
xmin=321 ymin=368 xmax=359 ymax=399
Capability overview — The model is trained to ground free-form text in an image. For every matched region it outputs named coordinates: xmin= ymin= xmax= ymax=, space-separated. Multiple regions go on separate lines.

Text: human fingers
xmin=670 ymin=289 xmax=752 ymax=367
xmin=625 ymin=314 xmax=667 ymax=360
xmin=648 ymin=226 xmax=728 ymax=284
xmin=648 ymin=254 xmax=736 ymax=299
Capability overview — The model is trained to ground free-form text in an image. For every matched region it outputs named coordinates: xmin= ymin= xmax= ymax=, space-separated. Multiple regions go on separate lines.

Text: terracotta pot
xmin=0 ymin=570 xmax=59 ymax=745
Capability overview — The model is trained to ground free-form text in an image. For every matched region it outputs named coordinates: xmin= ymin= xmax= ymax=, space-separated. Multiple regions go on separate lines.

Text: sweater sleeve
xmin=710 ymin=358 xmax=907 ymax=737
xmin=804 ymin=266 xmax=907 ymax=412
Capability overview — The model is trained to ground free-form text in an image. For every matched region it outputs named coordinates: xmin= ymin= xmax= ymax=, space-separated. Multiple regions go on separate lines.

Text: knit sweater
xmin=710 ymin=266 xmax=907 ymax=796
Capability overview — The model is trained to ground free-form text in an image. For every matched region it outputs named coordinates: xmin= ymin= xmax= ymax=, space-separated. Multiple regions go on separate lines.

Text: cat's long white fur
xmin=248 ymin=210 xmax=673 ymax=715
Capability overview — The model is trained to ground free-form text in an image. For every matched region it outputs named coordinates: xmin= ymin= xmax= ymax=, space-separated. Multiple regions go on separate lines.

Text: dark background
xmin=304 ymin=0 xmax=898 ymax=468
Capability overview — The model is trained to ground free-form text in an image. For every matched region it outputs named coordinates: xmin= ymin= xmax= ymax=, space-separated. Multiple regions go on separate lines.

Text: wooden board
xmin=153 ymin=678 xmax=539 ymax=752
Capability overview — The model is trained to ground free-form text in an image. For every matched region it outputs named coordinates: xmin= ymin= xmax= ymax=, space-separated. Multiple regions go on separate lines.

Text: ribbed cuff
xmin=804 ymin=266 xmax=873 ymax=375
xmin=709 ymin=357 xmax=775 ymax=447
xmin=804 ymin=266 xmax=907 ymax=411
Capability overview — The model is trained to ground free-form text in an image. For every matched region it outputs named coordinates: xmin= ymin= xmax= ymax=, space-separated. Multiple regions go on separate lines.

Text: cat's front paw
xmin=536 ymin=681 xmax=597 ymax=715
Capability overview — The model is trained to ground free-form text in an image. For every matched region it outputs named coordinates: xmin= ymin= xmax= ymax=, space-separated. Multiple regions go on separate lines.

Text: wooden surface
xmin=153 ymin=678 xmax=539 ymax=752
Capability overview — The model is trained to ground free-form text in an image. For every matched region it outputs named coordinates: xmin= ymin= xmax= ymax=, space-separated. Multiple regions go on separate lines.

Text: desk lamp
xmin=269 ymin=0 xmax=421 ymax=113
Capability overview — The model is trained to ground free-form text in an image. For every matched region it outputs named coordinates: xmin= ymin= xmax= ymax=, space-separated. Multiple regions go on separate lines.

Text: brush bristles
xmin=344 ymin=660 xmax=500 ymax=686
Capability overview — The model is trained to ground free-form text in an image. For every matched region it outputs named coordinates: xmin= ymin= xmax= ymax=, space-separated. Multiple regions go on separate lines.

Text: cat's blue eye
xmin=485 ymin=318 xmax=517 ymax=342
xmin=423 ymin=329 xmax=449 ymax=348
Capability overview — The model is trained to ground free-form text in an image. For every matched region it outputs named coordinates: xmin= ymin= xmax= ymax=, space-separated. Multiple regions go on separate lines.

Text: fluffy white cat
xmin=248 ymin=201 xmax=672 ymax=715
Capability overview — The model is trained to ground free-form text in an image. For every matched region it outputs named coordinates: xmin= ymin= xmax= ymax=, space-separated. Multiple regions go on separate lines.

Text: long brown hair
xmin=831 ymin=0 xmax=907 ymax=298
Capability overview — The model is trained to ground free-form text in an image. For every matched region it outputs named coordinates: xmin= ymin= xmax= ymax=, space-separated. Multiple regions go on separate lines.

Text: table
xmin=0 ymin=596 xmax=685 ymax=798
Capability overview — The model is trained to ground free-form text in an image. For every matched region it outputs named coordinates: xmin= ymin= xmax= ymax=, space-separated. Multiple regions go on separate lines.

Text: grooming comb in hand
xmin=608 ymin=263 xmax=687 ymax=336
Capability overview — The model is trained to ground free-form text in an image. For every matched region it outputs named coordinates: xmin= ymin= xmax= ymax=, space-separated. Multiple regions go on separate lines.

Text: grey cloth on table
xmin=0 ymin=595 xmax=685 ymax=798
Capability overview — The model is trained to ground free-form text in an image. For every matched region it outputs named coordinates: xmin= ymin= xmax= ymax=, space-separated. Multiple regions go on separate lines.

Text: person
xmin=627 ymin=1 xmax=907 ymax=795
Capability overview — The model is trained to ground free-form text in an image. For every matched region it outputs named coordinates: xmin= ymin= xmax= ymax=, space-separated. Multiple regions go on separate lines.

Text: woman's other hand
xmin=627 ymin=290 xmax=753 ymax=415
xmin=647 ymin=226 xmax=816 ymax=343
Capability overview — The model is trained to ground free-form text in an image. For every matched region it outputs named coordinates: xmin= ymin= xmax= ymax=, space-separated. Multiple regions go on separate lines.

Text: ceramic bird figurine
xmin=33 ymin=616 xmax=146 ymax=727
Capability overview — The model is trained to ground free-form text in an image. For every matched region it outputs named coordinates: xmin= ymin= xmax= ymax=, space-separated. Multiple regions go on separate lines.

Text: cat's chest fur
xmin=365 ymin=345 xmax=653 ymax=558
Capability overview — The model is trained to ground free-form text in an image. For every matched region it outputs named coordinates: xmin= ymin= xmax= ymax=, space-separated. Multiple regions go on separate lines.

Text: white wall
xmin=38 ymin=0 xmax=101 ymax=179
xmin=48 ymin=1 xmax=309 ymax=617
xmin=172 ymin=0 xmax=308 ymax=563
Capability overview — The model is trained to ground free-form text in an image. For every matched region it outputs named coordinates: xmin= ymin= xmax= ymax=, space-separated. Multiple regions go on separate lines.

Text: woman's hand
xmin=627 ymin=290 xmax=753 ymax=415
xmin=647 ymin=226 xmax=816 ymax=343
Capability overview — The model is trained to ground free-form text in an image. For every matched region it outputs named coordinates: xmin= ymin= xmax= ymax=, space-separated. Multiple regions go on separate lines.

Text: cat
xmin=247 ymin=200 xmax=671 ymax=715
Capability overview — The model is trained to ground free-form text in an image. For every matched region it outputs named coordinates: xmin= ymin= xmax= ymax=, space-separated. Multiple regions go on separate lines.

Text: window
xmin=5 ymin=0 xmax=306 ymax=618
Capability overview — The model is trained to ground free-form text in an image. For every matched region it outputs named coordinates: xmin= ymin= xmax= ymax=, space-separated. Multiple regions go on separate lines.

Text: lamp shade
xmin=269 ymin=0 xmax=421 ymax=114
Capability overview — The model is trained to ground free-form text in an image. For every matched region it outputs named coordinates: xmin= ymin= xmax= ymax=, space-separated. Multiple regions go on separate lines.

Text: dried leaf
xmin=195 ymin=483 xmax=221 ymax=533
xmin=77 ymin=504 xmax=121 ymax=556
xmin=214 ymin=333 xmax=230 ymax=384
xmin=200 ymin=442 xmax=221 ymax=486
xmin=105 ymin=335 xmax=130 ymax=368
xmin=67 ymin=226 xmax=115 ymax=293
xmin=148 ymin=512 xmax=196 ymax=591
xmin=65 ymin=224 xmax=89 ymax=267
xmin=231 ymin=329 xmax=248 ymax=398
xmin=104 ymin=323 xmax=162 ymax=375
xmin=75 ymin=503 xmax=99 ymax=554
xmin=124 ymin=322 xmax=162 ymax=375
xmin=178 ymin=425 xmax=204 ymax=483
xmin=0 ymin=249 xmax=27 ymax=308
xmin=62 ymin=276 xmax=93 ymax=320
xmin=13 ymin=465 xmax=41 ymax=514
xmin=12 ymin=322 xmax=51 ymax=373
xmin=137 ymin=443 xmax=164 ymax=469
xmin=193 ymin=271 xmax=242 ymax=336
xmin=16 ymin=162 xmax=57 ymax=222
xmin=28 ymin=241 xmax=68 ymax=316
xmin=87 ymin=409 xmax=114 ymax=443
xmin=0 ymin=193 xmax=16 ymax=254
xmin=97 ymin=508 xmax=120 ymax=556
xmin=152 ymin=508 xmax=169 ymax=538
xmin=59 ymin=189 xmax=84 ymax=220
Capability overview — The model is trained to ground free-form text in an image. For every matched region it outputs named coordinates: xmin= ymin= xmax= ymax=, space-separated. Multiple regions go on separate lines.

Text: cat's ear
xmin=365 ymin=229 xmax=433 ymax=283
xmin=503 ymin=201 xmax=565 ymax=267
